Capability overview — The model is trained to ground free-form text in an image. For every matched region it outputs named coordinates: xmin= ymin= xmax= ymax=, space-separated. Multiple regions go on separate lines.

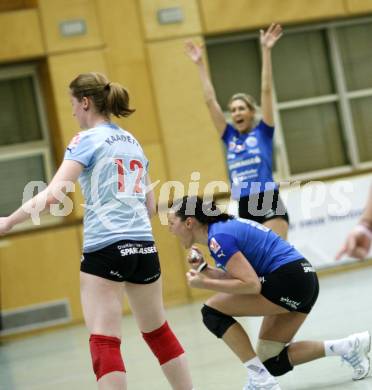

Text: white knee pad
xmin=256 ymin=339 xmax=286 ymax=362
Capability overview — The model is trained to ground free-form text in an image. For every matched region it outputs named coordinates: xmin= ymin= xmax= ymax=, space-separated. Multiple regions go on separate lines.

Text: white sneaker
xmin=342 ymin=331 xmax=371 ymax=380
xmin=243 ymin=375 xmax=281 ymax=390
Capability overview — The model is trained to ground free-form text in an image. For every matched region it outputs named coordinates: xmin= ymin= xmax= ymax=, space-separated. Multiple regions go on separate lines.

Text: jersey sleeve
xmin=64 ymin=132 xmax=96 ymax=168
xmin=221 ymin=123 xmax=239 ymax=145
xmin=257 ymin=120 xmax=275 ymax=139
xmin=208 ymin=233 xmax=240 ymax=268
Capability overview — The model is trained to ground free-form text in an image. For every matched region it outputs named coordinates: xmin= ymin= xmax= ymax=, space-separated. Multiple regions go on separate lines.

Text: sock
xmin=244 ymin=356 xmax=270 ymax=377
xmin=324 ymin=337 xmax=351 ymax=356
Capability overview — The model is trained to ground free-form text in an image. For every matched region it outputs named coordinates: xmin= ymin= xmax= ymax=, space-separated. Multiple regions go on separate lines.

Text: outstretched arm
xmin=336 ymin=185 xmax=372 ymax=260
xmin=0 ymin=160 xmax=83 ymax=235
xmin=360 ymin=185 xmax=372 ymax=230
xmin=260 ymin=23 xmax=283 ymax=127
xmin=185 ymin=40 xmax=227 ymax=135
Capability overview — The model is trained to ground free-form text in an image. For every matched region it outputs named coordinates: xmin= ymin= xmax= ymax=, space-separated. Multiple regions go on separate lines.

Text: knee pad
xmin=263 ymin=346 xmax=293 ymax=376
xmin=89 ymin=334 xmax=125 ymax=381
xmin=142 ymin=321 xmax=184 ymax=365
xmin=201 ymin=305 xmax=237 ymax=339
xmin=256 ymin=339 xmax=286 ymax=362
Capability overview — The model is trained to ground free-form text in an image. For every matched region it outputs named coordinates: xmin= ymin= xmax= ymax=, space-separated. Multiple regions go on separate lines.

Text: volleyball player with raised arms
xmin=0 ymin=72 xmax=193 ymax=390
xmin=185 ymin=23 xmax=289 ymax=239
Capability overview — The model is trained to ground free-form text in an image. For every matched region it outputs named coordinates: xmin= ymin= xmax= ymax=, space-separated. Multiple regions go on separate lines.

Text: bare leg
xmin=125 ymin=278 xmax=193 ymax=390
xmin=259 ymin=312 xmax=324 ymax=366
xmin=222 ymin=322 xmax=256 ymax=362
xmin=206 ymin=292 xmax=288 ymax=362
xmin=80 ymin=271 xmax=126 ymax=390
xmin=97 ymin=372 xmax=127 ymax=390
xmin=205 ymin=293 xmax=289 ymax=388
xmin=210 ymin=295 xmax=325 ymax=367
xmin=289 ymin=341 xmax=325 ymax=365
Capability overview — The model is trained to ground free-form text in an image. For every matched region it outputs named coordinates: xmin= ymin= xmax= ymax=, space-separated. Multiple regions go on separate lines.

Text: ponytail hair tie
xmin=104 ymin=82 xmax=111 ymax=90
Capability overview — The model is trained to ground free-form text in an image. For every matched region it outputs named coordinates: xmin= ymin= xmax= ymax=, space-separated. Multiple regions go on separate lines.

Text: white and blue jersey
xmin=222 ymin=121 xmax=278 ymax=200
xmin=64 ymin=123 xmax=153 ymax=252
xmin=208 ymin=218 xmax=302 ymax=276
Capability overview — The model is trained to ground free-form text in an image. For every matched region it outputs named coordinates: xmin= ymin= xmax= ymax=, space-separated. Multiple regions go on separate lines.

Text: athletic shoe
xmin=243 ymin=375 xmax=281 ymax=390
xmin=342 ymin=331 xmax=371 ymax=380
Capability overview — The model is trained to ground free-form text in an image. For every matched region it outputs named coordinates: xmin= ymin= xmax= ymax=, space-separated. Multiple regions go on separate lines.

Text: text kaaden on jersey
xmin=105 ymin=134 xmax=139 ymax=147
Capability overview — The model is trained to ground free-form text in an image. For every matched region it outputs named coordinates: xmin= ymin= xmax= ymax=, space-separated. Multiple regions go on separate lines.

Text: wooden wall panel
xmin=143 ymin=142 xmax=190 ymax=304
xmin=0 ymin=226 xmax=83 ymax=322
xmin=47 ymin=49 xmax=108 ymax=218
xmin=38 ymin=60 xmax=65 ymax=165
xmin=24 ymin=0 xmax=37 ymax=7
xmin=151 ymin=216 xmax=190 ymax=305
xmin=0 ymin=0 xmax=37 ymax=11
xmin=139 ymin=0 xmax=202 ymax=40
xmin=38 ymin=0 xmax=103 ymax=54
xmin=346 ymin=0 xmax=372 ymax=14
xmin=142 ymin=143 xmax=169 ymax=200
xmin=95 ymin=0 xmax=160 ymax=145
xmin=199 ymin=0 xmax=348 ymax=34
xmin=47 ymin=49 xmax=107 ymax=146
xmin=0 ymin=9 xmax=44 ymax=62
xmin=147 ymin=37 xmax=229 ymax=195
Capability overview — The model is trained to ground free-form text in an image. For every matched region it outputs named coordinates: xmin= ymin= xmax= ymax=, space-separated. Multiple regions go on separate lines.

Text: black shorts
xmin=238 ymin=190 xmax=289 ymax=224
xmin=81 ymin=240 xmax=161 ymax=284
xmin=260 ymin=259 xmax=319 ymax=314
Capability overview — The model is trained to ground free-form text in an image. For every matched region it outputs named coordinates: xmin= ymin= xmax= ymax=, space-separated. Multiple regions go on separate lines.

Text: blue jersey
xmin=208 ymin=219 xmax=302 ymax=276
xmin=64 ymin=123 xmax=153 ymax=252
xmin=222 ymin=120 xmax=278 ymax=199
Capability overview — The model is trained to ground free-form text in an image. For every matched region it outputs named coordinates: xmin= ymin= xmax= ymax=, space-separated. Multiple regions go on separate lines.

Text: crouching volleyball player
xmin=168 ymin=196 xmax=370 ymax=390
xmin=0 ymin=73 xmax=194 ymax=390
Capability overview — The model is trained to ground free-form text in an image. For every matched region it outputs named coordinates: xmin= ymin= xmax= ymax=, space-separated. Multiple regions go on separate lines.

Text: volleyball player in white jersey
xmin=0 ymin=72 xmax=193 ymax=390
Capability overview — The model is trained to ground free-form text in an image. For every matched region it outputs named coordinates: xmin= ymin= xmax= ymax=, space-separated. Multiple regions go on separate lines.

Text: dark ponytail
xmin=172 ymin=196 xmax=233 ymax=224
xmin=104 ymin=81 xmax=135 ymax=117
xmin=69 ymin=72 xmax=135 ymax=118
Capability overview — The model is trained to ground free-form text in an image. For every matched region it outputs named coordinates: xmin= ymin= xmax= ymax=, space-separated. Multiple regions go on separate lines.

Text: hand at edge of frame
xmin=336 ymin=224 xmax=372 ymax=260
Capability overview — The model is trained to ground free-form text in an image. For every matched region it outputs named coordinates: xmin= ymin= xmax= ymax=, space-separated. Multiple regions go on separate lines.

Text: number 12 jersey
xmin=64 ymin=123 xmax=153 ymax=252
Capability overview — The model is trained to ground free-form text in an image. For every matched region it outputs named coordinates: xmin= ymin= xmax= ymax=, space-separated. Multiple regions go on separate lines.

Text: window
xmin=337 ymin=22 xmax=372 ymax=164
xmin=208 ymin=40 xmax=261 ymax=109
xmin=206 ymin=17 xmax=372 ymax=180
xmin=0 ymin=64 xmax=53 ymax=218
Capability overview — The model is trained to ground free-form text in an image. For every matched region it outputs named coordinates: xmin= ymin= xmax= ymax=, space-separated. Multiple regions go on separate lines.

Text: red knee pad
xmin=89 ymin=334 xmax=126 ymax=380
xmin=142 ymin=321 xmax=185 ymax=365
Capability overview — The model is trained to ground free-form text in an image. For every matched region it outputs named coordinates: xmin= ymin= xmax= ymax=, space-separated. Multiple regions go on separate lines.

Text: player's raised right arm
xmin=185 ymin=40 xmax=227 ymax=136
